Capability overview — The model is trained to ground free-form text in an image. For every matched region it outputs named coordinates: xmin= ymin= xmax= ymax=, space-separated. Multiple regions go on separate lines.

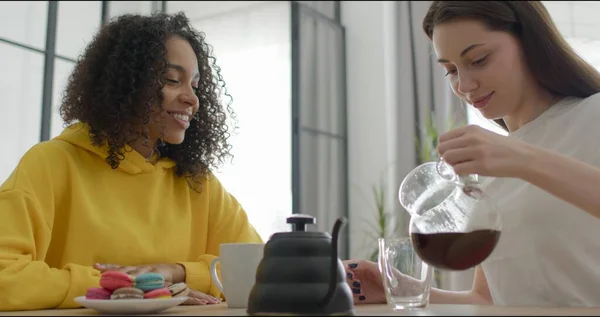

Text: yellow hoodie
xmin=0 ymin=123 xmax=263 ymax=311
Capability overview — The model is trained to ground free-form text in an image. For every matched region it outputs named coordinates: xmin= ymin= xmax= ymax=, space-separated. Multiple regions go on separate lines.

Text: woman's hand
xmin=94 ymin=263 xmax=185 ymax=284
xmin=94 ymin=263 xmax=221 ymax=305
xmin=343 ymin=260 xmax=386 ymax=304
xmin=437 ymin=125 xmax=533 ymax=178
xmin=344 ymin=259 xmax=440 ymax=306
xmin=171 ymin=284 xmax=221 ymax=305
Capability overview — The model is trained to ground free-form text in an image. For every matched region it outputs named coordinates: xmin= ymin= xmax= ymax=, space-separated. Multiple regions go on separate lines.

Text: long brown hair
xmin=422 ymin=1 xmax=600 ymax=130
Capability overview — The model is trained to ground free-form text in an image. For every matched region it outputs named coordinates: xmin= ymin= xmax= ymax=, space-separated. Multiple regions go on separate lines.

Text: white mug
xmin=209 ymin=243 xmax=264 ymax=308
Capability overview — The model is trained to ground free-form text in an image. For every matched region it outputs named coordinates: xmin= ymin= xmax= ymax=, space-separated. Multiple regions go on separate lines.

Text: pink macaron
xmin=85 ymin=287 xmax=112 ymax=300
xmin=144 ymin=287 xmax=172 ymax=300
xmin=99 ymin=271 xmax=135 ymax=291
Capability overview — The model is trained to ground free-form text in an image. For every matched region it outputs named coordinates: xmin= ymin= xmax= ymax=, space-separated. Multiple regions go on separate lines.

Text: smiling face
xmin=432 ymin=19 xmax=535 ymax=120
xmin=147 ymin=35 xmax=200 ymax=146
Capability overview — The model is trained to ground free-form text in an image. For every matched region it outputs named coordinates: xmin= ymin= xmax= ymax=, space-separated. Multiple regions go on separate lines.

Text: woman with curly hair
xmin=0 ymin=12 xmax=262 ymax=311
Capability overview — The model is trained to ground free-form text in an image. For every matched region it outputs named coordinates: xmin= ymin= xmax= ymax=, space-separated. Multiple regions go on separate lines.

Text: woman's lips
xmin=168 ymin=112 xmax=191 ymax=129
xmin=472 ymin=92 xmax=494 ymax=109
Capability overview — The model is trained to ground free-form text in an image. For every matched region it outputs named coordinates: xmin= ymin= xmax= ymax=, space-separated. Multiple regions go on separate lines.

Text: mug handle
xmin=209 ymin=257 xmax=224 ymax=293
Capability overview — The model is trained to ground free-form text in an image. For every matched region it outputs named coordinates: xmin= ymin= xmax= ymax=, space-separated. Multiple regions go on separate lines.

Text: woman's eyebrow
xmin=167 ymin=63 xmax=200 ymax=79
xmin=437 ymin=42 xmax=487 ymax=63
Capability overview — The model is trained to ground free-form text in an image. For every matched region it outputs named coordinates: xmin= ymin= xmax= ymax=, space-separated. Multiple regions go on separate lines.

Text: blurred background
xmin=2 ymin=0 xmax=600 ymax=291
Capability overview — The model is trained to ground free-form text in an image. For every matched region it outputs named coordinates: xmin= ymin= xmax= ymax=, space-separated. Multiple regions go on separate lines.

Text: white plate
xmin=74 ymin=296 xmax=188 ymax=315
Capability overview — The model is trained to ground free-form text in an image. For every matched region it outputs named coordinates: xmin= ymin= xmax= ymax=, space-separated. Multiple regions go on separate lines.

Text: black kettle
xmin=247 ymin=214 xmax=354 ymax=316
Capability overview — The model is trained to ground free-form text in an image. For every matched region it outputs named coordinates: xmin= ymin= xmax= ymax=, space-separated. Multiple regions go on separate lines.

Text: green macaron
xmin=134 ymin=272 xmax=165 ymax=292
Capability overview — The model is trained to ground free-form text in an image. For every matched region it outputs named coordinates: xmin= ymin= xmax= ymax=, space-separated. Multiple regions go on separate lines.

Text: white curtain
xmin=169 ymin=2 xmax=293 ymax=241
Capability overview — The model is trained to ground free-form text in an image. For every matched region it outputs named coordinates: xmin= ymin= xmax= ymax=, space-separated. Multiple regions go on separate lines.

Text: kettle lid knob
xmin=286 ymin=214 xmax=316 ymax=232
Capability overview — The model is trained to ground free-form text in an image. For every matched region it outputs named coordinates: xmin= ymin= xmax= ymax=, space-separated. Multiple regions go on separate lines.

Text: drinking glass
xmin=378 ymin=237 xmax=433 ymax=310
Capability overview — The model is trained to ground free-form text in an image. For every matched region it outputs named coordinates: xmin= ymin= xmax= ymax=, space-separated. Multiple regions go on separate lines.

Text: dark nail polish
xmin=348 ymin=263 xmax=358 ymax=269
xmin=346 ymin=272 xmax=353 ymax=279
xmin=352 ymin=281 xmax=361 ymax=288
xmin=352 ymin=288 xmax=361 ymax=294
xmin=359 ymin=295 xmax=366 ymax=301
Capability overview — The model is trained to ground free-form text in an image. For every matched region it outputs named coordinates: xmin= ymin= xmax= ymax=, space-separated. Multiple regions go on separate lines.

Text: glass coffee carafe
xmin=398 ymin=158 xmax=502 ymax=271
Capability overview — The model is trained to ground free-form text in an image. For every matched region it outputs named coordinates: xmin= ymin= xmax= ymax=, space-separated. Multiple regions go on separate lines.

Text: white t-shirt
xmin=480 ymin=93 xmax=600 ymax=307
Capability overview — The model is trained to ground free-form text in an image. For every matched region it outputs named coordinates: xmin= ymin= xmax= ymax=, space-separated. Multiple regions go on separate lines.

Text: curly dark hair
xmin=59 ymin=11 xmax=234 ymax=190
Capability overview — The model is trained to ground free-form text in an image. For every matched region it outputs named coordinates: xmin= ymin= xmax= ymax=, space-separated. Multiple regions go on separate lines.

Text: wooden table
xmin=2 ymin=303 xmax=600 ymax=316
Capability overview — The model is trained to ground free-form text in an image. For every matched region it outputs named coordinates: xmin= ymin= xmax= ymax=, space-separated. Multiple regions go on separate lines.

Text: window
xmin=51 ymin=59 xmax=76 ymax=139
xmin=51 ymin=1 xmax=158 ymax=139
xmin=177 ymin=1 xmax=293 ymax=241
xmin=167 ymin=1 xmax=270 ymax=20
xmin=0 ymin=43 xmax=44 ymax=183
xmin=213 ymin=45 xmax=292 ymax=241
xmin=108 ymin=1 xmax=153 ymax=18
xmin=0 ymin=1 xmax=48 ymax=50
xmin=55 ymin=1 xmax=102 ymax=60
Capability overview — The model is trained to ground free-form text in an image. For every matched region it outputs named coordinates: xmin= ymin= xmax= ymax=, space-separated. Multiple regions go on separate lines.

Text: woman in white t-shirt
xmin=343 ymin=1 xmax=600 ymax=307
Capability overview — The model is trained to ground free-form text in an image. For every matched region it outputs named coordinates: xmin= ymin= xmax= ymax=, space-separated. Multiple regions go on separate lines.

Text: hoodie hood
xmin=54 ymin=122 xmax=176 ymax=174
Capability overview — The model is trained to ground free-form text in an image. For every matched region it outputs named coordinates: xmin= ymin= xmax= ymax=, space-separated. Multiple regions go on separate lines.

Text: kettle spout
xmin=319 ymin=217 xmax=348 ymax=308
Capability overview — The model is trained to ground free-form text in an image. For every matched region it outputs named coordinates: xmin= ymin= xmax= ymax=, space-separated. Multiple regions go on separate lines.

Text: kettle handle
xmin=319 ymin=217 xmax=348 ymax=307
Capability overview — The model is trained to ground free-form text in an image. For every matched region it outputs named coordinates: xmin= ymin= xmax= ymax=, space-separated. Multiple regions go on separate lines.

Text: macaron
xmin=110 ymin=287 xmax=145 ymax=300
xmin=134 ymin=272 xmax=165 ymax=292
xmin=144 ymin=287 xmax=172 ymax=300
xmin=99 ymin=271 xmax=134 ymax=291
xmin=168 ymin=282 xmax=190 ymax=298
xmin=85 ymin=287 xmax=112 ymax=300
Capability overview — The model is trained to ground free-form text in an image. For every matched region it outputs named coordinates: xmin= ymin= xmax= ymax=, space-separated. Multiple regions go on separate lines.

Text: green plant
xmin=415 ymin=109 xmax=460 ymax=163
xmin=354 ymin=161 xmax=404 ymax=263
xmin=415 ymin=110 xmax=440 ymax=163
xmin=365 ymin=181 xmax=394 ymax=262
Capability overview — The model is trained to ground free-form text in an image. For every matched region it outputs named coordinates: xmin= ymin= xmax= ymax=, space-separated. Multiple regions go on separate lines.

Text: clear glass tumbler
xmin=378 ymin=237 xmax=433 ymax=310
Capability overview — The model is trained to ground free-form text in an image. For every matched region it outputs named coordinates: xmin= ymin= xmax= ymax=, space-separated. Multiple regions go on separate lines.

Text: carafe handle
xmin=436 ymin=157 xmax=483 ymax=199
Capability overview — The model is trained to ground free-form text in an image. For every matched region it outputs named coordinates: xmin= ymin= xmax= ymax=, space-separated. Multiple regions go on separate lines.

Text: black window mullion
xmin=101 ymin=1 xmax=109 ymax=26
xmin=40 ymin=0 xmax=58 ymax=142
